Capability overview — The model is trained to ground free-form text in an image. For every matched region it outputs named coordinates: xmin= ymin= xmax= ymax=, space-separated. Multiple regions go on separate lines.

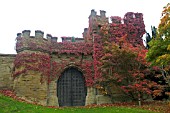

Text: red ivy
xmin=14 ymin=11 xmax=145 ymax=87
xmin=13 ymin=52 xmax=51 ymax=83
xmin=51 ymin=58 xmax=94 ymax=86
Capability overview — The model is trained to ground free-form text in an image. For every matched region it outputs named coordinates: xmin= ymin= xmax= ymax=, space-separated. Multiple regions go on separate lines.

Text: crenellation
xmin=61 ymin=36 xmax=83 ymax=42
xmin=124 ymin=12 xmax=135 ymax=19
xmin=135 ymin=13 xmax=143 ymax=18
xmin=22 ymin=30 xmax=31 ymax=38
xmin=111 ymin=16 xmax=122 ymax=24
xmin=123 ymin=12 xmax=144 ymax=24
xmin=35 ymin=30 xmax=44 ymax=38
xmin=90 ymin=9 xmax=97 ymax=17
xmin=100 ymin=10 xmax=106 ymax=17
xmin=51 ymin=37 xmax=58 ymax=42
xmin=61 ymin=36 xmax=71 ymax=42
xmin=84 ymin=28 xmax=88 ymax=33
xmin=46 ymin=34 xmax=52 ymax=39
xmin=17 ymin=33 xmax=22 ymax=38
xmin=82 ymin=28 xmax=88 ymax=40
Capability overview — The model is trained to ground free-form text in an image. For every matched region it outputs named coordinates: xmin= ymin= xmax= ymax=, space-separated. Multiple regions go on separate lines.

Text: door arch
xmin=57 ymin=67 xmax=87 ymax=106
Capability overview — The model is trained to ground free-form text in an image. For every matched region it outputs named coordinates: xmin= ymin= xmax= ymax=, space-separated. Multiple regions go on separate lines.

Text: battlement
xmin=124 ymin=12 xmax=143 ymax=19
xmin=17 ymin=30 xmax=85 ymax=43
xmin=87 ymin=9 xmax=144 ymax=26
xmin=82 ymin=9 xmax=110 ymax=42
xmin=89 ymin=9 xmax=106 ymax=18
xmin=16 ymin=30 xmax=87 ymax=54
xmin=61 ymin=36 xmax=84 ymax=42
xmin=17 ymin=30 xmax=58 ymax=42
xmin=15 ymin=9 xmax=145 ymax=53
xmin=89 ymin=9 xmax=109 ymax=25
xmin=82 ymin=9 xmax=145 ymax=44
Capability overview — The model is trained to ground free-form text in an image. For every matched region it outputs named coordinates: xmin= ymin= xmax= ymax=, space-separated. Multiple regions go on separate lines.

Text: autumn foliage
xmin=97 ymin=34 xmax=159 ymax=101
xmin=146 ymin=3 xmax=170 ymax=68
xmin=13 ymin=9 xmax=164 ymax=103
xmin=146 ymin=3 xmax=170 ymax=96
xmin=90 ymin=12 xmax=159 ymax=101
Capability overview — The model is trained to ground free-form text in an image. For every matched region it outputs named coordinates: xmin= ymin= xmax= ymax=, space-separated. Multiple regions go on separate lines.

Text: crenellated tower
xmin=82 ymin=9 xmax=109 ymax=42
xmin=82 ymin=10 xmax=145 ymax=45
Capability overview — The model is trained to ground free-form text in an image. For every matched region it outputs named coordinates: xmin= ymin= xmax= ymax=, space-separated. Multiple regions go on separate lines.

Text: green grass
xmin=0 ymin=94 xmax=156 ymax=113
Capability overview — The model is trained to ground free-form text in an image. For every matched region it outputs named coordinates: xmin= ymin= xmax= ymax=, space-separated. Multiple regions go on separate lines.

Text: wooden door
xmin=57 ymin=67 xmax=87 ymax=106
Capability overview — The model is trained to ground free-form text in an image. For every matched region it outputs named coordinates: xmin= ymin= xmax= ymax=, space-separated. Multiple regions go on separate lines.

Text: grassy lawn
xmin=0 ymin=93 xmax=157 ymax=113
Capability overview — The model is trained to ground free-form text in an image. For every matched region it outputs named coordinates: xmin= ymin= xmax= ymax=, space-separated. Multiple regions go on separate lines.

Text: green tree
xmin=146 ymin=3 xmax=170 ymax=87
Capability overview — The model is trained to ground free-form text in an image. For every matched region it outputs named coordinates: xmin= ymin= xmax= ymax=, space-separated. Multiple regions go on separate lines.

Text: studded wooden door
xmin=57 ymin=67 xmax=87 ymax=106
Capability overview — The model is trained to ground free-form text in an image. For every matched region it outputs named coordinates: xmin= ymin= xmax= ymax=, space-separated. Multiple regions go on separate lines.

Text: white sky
xmin=0 ymin=0 xmax=169 ymax=54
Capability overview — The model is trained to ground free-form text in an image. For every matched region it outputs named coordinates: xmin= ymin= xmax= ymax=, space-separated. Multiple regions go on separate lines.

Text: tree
xmin=158 ymin=3 xmax=170 ymax=39
xmin=94 ymin=12 xmax=159 ymax=105
xmin=97 ymin=35 xmax=158 ymax=105
xmin=146 ymin=3 xmax=170 ymax=87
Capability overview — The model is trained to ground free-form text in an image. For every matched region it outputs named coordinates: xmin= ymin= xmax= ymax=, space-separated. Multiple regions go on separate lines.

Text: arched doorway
xmin=57 ymin=67 xmax=87 ymax=106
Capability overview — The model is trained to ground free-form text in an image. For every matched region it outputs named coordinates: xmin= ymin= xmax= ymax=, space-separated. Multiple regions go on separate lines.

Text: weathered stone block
xmin=96 ymin=95 xmax=112 ymax=105
xmin=85 ymin=87 xmax=96 ymax=105
xmin=47 ymin=96 xmax=59 ymax=106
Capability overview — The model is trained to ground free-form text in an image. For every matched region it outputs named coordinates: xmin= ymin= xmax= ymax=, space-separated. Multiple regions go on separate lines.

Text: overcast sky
xmin=0 ymin=0 xmax=169 ymax=54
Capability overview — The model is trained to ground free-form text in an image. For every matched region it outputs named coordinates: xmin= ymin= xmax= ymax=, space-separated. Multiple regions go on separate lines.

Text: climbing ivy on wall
xmin=15 ymin=35 xmax=94 ymax=86
xmin=13 ymin=52 xmax=51 ymax=83
xmin=13 ymin=52 xmax=94 ymax=86
xmin=110 ymin=12 xmax=145 ymax=45
xmin=51 ymin=59 xmax=93 ymax=86
xmin=51 ymin=42 xmax=93 ymax=55
xmin=14 ymin=11 xmax=146 ymax=88
xmin=16 ymin=37 xmax=51 ymax=52
xmin=89 ymin=11 xmax=160 ymax=101
xmin=91 ymin=12 xmax=145 ymax=82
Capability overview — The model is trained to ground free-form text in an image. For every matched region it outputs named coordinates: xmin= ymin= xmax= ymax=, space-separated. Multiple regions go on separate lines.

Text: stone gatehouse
xmin=0 ymin=9 xmax=145 ymax=106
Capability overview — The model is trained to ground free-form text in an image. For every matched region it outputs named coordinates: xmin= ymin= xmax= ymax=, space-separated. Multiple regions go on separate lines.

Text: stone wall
xmin=13 ymin=71 xmax=48 ymax=105
xmin=0 ymin=53 xmax=112 ymax=106
xmin=0 ymin=54 xmax=15 ymax=90
xmin=13 ymin=51 xmax=49 ymax=105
